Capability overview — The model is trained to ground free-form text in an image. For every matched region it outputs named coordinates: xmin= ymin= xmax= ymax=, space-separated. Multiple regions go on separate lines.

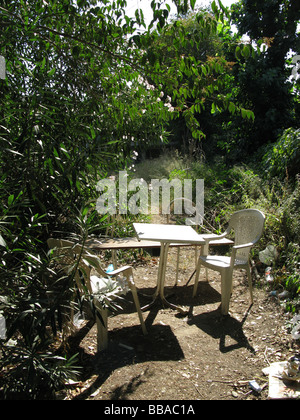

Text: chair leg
xmin=130 ymin=283 xmax=148 ymax=335
xmin=246 ymin=265 xmax=253 ymax=304
xmin=175 ymin=247 xmax=180 ymax=286
xmin=194 ymin=246 xmax=198 ymax=268
xmin=67 ymin=299 xmax=78 ymax=336
xmin=220 ymin=270 xmax=233 ymax=315
xmin=193 ymin=260 xmax=202 ymax=297
xmin=96 ymin=306 xmax=108 ymax=351
xmin=112 ymin=250 xmax=117 ymax=269
xmin=123 ymin=268 xmax=147 ymax=335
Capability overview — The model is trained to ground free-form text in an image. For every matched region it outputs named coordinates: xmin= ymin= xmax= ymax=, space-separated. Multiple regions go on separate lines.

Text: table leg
xmin=140 ymin=244 xmax=165 ymax=311
xmin=158 ymin=242 xmax=169 ymax=297
xmin=159 ymin=243 xmax=189 ymax=315
xmin=95 ymin=306 xmax=108 ymax=352
xmin=141 ymin=242 xmax=189 ymax=315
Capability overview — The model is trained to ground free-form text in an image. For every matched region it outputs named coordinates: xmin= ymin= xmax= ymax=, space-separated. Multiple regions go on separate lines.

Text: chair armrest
xmin=202 ymin=231 xmax=228 ymax=243
xmin=109 ymin=266 xmax=132 ymax=277
xmin=232 ymin=242 xmax=255 ymax=250
xmin=109 ymin=266 xmax=135 ymax=293
xmin=201 ymin=230 xmax=230 ymax=256
xmin=230 ymin=241 xmax=257 ymax=270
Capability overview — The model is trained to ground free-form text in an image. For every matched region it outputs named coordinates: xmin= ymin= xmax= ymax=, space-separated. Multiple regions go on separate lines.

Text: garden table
xmin=133 ymin=223 xmax=205 ymax=314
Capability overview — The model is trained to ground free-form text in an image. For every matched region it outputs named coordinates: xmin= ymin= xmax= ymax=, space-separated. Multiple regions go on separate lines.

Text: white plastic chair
xmin=192 ymin=209 xmax=265 ymax=315
xmin=47 ymin=239 xmax=147 ymax=351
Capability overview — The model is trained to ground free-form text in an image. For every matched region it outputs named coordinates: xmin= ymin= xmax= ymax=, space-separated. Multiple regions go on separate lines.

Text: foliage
xmin=0 ymin=0 xmax=299 ymax=398
xmin=281 ymin=175 xmax=300 ymax=244
xmin=262 ymin=128 xmax=300 ymax=180
xmin=1 ymin=0 xmax=214 ymax=398
xmin=0 ymin=342 xmax=80 ymax=399
xmin=0 ymin=202 xmax=123 ymax=398
xmin=0 ymin=239 xmax=79 ymax=398
xmin=134 ymin=149 xmax=300 ymax=314
xmin=135 ymin=1 xmax=255 ymax=146
xmin=231 ymin=0 xmax=300 ymax=146
xmin=0 ymin=0 xmax=175 ymax=236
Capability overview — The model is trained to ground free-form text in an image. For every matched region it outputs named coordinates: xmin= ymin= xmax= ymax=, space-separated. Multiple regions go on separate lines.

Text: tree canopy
xmin=231 ymin=0 xmax=300 ymax=146
xmin=0 ymin=0 xmax=255 ymax=226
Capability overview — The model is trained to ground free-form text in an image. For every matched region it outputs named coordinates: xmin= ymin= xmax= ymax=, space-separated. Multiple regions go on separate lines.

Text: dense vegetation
xmin=0 ymin=0 xmax=299 ymax=399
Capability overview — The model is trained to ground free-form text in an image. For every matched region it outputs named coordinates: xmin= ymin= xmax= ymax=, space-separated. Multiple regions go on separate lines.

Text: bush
xmin=263 ymin=128 xmax=300 ymax=180
xmin=281 ymin=175 xmax=300 ymax=243
xmin=0 ymin=343 xmax=80 ymax=400
xmin=0 ymin=206 xmax=100 ymax=399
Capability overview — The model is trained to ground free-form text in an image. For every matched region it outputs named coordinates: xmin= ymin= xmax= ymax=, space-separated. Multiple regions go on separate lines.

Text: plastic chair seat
xmin=199 ymin=255 xmax=249 ymax=269
xmin=90 ymin=275 xmax=129 ymax=296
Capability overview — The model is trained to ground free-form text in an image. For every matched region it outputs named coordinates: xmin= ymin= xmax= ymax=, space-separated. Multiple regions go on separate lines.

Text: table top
xmin=133 ymin=223 xmax=205 ymax=244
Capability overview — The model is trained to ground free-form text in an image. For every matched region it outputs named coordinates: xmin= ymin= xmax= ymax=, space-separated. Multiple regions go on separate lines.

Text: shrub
xmin=263 ymin=128 xmax=300 ymax=180
xmin=281 ymin=175 xmax=300 ymax=243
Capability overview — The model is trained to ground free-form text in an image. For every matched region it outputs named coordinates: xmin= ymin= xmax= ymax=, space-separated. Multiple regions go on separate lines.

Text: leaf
xmin=48 ymin=68 xmax=56 ymax=77
xmin=90 ymin=127 xmax=96 ymax=139
xmin=243 ymin=45 xmax=251 ymax=60
xmin=8 ymin=194 xmax=14 ymax=206
xmin=228 ymin=102 xmax=236 ymax=115
xmin=235 ymin=46 xmax=241 ymax=60
xmin=40 ymin=57 xmax=46 ymax=70
xmin=6 ymin=149 xmax=24 ymax=157
xmin=211 ymin=0 xmax=218 ymax=14
xmin=0 ymin=234 xmax=6 ymax=247
xmin=190 ymin=0 xmax=196 ymax=10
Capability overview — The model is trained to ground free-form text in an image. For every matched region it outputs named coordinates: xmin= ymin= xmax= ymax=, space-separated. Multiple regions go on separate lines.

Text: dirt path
xmin=62 ymin=246 xmax=297 ymax=401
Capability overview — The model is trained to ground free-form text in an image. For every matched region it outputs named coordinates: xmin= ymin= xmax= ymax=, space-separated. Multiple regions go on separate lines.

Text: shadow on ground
xmin=67 ymin=280 xmax=255 ymax=400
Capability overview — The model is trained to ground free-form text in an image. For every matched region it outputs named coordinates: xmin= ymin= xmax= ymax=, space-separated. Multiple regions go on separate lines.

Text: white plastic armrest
xmin=233 ymin=242 xmax=255 ymax=250
xmin=200 ymin=231 xmax=230 ymax=256
xmin=202 ymin=230 xmax=229 ymax=243
xmin=109 ymin=266 xmax=132 ymax=276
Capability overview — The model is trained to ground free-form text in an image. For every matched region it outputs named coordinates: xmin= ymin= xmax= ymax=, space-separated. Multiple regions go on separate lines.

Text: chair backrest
xmin=47 ymin=238 xmax=107 ymax=294
xmin=227 ymin=209 xmax=265 ymax=263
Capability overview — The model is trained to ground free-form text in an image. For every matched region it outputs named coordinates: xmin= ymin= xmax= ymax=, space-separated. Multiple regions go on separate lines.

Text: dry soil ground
xmin=61 ymin=245 xmax=298 ymax=401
